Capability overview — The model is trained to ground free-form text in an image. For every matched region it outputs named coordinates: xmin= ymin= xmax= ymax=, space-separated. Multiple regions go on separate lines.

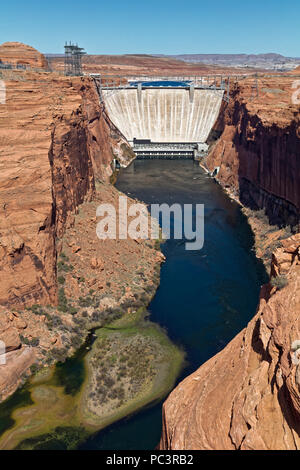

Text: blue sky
xmin=1 ymin=0 xmax=299 ymax=56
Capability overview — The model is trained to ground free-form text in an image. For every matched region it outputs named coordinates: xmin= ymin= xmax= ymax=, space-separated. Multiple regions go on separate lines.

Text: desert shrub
xmin=29 ymin=304 xmax=45 ymax=315
xmin=59 ymin=252 xmax=69 ymax=262
xmin=30 ymin=363 xmax=40 ymax=374
xmin=69 ymin=306 xmax=78 ymax=315
xmin=51 ymin=348 xmax=68 ymax=362
xmin=121 ymin=299 xmax=136 ymax=309
xmin=57 ymin=261 xmax=64 ymax=271
xmin=145 ymin=284 xmax=153 ymax=293
xmin=51 ymin=315 xmax=63 ymax=328
xmin=70 ymin=336 xmax=82 ymax=349
xmin=254 ymin=209 xmax=268 ymax=220
xmin=58 ymin=276 xmax=65 ymax=285
xmin=73 ymin=317 xmax=85 ymax=329
xmin=30 ymin=337 xmax=40 ymax=347
xmin=109 ymin=354 xmax=117 ymax=364
xmin=271 ymin=274 xmax=288 ymax=290
xmin=140 ymin=293 xmax=148 ymax=302
xmin=57 ymin=261 xmax=74 ymax=273
xmin=58 ymin=287 xmax=68 ymax=312
xmin=104 ymin=376 xmax=115 ymax=387
xmin=92 ymin=310 xmax=101 ymax=322
xmin=280 ymin=225 xmax=293 ymax=239
xmin=20 ymin=335 xmax=39 ymax=347
xmin=79 ymin=296 xmax=93 ymax=307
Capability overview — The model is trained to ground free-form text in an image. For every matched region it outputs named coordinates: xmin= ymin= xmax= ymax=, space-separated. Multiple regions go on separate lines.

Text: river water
xmin=80 ymin=159 xmax=267 ymax=449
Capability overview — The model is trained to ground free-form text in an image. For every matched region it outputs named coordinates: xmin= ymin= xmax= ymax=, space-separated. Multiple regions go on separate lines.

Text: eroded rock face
xmin=0 ymin=70 xmax=132 ymax=309
xmin=0 ymin=52 xmax=135 ymax=400
xmin=0 ymin=347 xmax=35 ymax=399
xmin=0 ymin=42 xmax=49 ymax=69
xmin=206 ymin=77 xmax=300 ymax=227
xmin=0 ymin=307 xmax=36 ymax=399
xmin=159 ymin=235 xmax=300 ymax=450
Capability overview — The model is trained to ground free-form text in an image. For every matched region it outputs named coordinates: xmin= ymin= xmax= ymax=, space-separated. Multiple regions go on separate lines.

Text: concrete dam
xmin=101 ymin=86 xmax=224 ymax=144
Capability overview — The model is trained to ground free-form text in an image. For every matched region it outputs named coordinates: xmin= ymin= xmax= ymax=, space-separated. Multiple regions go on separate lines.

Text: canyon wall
xmin=160 ymin=234 xmax=300 ymax=450
xmin=160 ymin=75 xmax=300 ymax=450
xmin=206 ymin=77 xmax=300 ymax=227
xmin=103 ymin=88 xmax=224 ymax=142
xmin=0 ymin=70 xmax=132 ymax=309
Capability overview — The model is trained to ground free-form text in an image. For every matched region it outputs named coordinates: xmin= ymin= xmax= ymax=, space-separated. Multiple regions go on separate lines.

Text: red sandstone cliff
xmin=0 ymin=63 xmax=134 ymax=398
xmin=160 ymin=234 xmax=300 ymax=450
xmin=206 ymin=76 xmax=300 ymax=227
xmin=0 ymin=70 xmax=132 ymax=309
xmin=0 ymin=42 xmax=49 ymax=69
xmin=160 ymin=76 xmax=300 ymax=450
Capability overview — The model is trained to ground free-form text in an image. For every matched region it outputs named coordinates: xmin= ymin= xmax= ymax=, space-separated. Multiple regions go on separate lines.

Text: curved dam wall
xmin=102 ymin=88 xmax=224 ymax=143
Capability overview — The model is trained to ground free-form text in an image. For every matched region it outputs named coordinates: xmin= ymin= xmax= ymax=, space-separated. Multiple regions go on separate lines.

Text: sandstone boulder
xmin=0 ymin=327 xmax=21 ymax=353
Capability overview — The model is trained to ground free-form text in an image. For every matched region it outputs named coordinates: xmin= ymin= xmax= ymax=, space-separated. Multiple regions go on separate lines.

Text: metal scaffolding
xmin=64 ymin=42 xmax=86 ymax=76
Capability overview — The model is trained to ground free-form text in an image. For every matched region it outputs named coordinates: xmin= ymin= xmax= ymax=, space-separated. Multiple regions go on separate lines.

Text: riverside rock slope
xmin=206 ymin=75 xmax=300 ymax=227
xmin=160 ymin=234 xmax=300 ymax=450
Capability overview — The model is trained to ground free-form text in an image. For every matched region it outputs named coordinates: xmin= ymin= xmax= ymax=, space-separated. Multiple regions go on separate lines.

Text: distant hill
xmin=154 ymin=53 xmax=300 ymax=71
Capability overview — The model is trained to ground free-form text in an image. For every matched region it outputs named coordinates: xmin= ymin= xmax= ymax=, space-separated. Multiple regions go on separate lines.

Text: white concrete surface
xmin=102 ymin=88 xmax=224 ymax=143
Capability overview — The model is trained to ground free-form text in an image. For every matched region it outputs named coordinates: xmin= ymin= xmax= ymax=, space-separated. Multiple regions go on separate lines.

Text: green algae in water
xmin=0 ymin=331 xmax=95 ymax=447
xmin=0 ymin=386 xmax=33 ymax=436
xmin=0 ymin=313 xmax=183 ymax=450
xmin=50 ymin=330 xmax=97 ymax=396
xmin=15 ymin=426 xmax=89 ymax=450
xmin=51 ymin=349 xmax=86 ymax=396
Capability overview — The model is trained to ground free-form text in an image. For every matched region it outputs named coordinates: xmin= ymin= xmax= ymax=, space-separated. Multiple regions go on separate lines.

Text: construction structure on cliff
xmin=64 ymin=42 xmax=86 ymax=76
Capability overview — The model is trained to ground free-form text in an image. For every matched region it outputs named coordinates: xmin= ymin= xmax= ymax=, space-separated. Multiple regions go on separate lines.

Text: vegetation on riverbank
xmin=81 ymin=308 xmax=184 ymax=428
xmin=0 ymin=308 xmax=184 ymax=450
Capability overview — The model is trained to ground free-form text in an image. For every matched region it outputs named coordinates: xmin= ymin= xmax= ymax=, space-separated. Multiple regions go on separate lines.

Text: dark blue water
xmin=81 ymin=159 xmax=267 ymax=450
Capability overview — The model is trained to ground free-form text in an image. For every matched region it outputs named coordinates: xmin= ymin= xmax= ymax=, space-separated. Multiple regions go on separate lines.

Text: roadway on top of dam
xmin=97 ymin=75 xmax=229 ymax=94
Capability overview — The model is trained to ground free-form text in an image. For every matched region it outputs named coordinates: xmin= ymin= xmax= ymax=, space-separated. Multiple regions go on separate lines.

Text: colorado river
xmin=80 ymin=159 xmax=267 ymax=449
xmin=0 ymin=159 xmax=267 ymax=450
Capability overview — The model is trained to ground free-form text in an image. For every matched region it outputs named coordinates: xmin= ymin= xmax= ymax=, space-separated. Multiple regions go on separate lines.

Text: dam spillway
xmin=102 ymin=87 xmax=224 ymax=143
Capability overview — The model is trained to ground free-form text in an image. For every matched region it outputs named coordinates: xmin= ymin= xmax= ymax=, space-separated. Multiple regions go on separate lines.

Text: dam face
xmin=102 ymin=88 xmax=224 ymax=143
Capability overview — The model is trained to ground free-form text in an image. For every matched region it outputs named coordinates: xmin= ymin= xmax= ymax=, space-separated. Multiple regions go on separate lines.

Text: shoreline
xmin=199 ymin=159 xmax=290 ymax=271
